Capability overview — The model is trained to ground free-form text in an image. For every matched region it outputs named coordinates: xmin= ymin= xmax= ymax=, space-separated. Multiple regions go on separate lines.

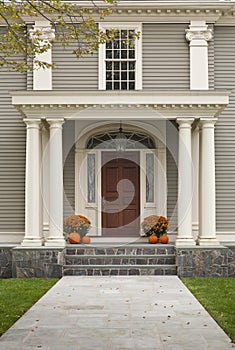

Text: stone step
xmin=62 ymin=264 xmax=177 ymax=276
xmin=65 ymin=244 xmax=175 ymax=256
xmin=65 ymin=254 xmax=176 ymax=266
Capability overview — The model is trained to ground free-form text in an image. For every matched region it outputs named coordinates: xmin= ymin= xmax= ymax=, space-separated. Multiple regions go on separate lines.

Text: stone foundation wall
xmin=0 ymin=246 xmax=13 ymax=278
xmin=228 ymin=247 xmax=235 ymax=276
xmin=12 ymin=248 xmax=65 ymax=278
xmin=176 ymin=246 xmax=235 ymax=277
xmin=0 ymin=245 xmax=234 ymax=278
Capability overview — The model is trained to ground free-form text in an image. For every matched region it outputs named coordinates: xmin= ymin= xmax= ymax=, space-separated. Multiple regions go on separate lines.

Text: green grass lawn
xmin=0 ymin=278 xmax=58 ymax=336
xmin=182 ymin=277 xmax=235 ymax=342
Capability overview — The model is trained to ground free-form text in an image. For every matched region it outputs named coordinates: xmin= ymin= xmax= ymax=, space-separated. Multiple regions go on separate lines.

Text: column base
xmin=175 ymin=238 xmax=196 ymax=246
xmin=21 ymin=238 xmax=43 ymax=247
xmin=45 ymin=238 xmax=66 ymax=247
xmin=197 ymin=237 xmax=220 ymax=246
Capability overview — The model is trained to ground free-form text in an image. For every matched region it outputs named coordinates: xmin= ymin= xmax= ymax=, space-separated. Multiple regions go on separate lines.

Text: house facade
xmin=0 ymin=0 xmax=235 ymax=277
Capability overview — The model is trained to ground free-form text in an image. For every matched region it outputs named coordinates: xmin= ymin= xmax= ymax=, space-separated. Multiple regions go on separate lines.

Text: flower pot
xmin=148 ymin=235 xmax=158 ymax=244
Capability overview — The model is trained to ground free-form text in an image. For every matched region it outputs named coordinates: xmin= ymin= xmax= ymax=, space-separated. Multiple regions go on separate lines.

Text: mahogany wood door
xmin=101 ymin=152 xmax=140 ymax=236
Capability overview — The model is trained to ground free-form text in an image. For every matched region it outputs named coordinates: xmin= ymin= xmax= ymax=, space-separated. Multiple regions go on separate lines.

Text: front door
xmin=101 ymin=152 xmax=140 ymax=236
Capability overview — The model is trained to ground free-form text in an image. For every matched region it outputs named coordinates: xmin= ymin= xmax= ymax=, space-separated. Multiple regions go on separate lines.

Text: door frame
xmin=75 ymin=148 xmax=166 ymax=237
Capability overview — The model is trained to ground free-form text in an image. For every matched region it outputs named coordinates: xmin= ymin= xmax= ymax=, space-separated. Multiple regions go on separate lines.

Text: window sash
xmin=87 ymin=153 xmax=96 ymax=203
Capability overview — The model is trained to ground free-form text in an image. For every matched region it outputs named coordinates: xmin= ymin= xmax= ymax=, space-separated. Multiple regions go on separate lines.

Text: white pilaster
xmin=192 ymin=126 xmax=199 ymax=239
xmin=41 ymin=125 xmax=50 ymax=241
xmin=176 ymin=118 xmax=196 ymax=246
xmin=186 ymin=21 xmax=212 ymax=90
xmin=22 ymin=119 xmax=43 ymax=246
xmin=29 ymin=21 xmax=55 ymax=90
xmin=198 ymin=119 xmax=219 ymax=246
xmin=45 ymin=119 xmax=65 ymax=247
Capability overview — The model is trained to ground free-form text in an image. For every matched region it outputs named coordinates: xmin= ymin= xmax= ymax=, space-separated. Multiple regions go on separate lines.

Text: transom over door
xmin=101 ymin=152 xmax=140 ymax=237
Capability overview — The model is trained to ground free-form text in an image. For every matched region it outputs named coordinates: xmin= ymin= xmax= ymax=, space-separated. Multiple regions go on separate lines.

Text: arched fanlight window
xmin=86 ymin=129 xmax=156 ymax=150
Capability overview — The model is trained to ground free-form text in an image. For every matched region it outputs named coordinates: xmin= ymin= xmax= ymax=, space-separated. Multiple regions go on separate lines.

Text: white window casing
xmin=99 ymin=23 xmax=142 ymax=90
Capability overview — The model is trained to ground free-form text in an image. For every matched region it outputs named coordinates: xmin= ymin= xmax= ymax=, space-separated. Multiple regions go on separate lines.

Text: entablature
xmin=2 ymin=1 xmax=235 ymax=26
xmin=67 ymin=1 xmax=235 ymax=25
xmin=11 ymin=90 xmax=230 ymax=120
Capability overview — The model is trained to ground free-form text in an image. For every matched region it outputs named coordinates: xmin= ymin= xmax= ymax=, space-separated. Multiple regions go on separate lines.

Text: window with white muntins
xmin=99 ymin=24 xmax=142 ymax=90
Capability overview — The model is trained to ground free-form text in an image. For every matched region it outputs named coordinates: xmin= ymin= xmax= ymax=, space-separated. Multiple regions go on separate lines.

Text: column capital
xmin=47 ymin=118 xmax=65 ymax=129
xmin=23 ymin=118 xmax=41 ymax=128
xmin=186 ymin=22 xmax=212 ymax=43
xmin=186 ymin=30 xmax=212 ymax=43
xmin=29 ymin=21 xmax=55 ymax=43
xmin=199 ymin=118 xmax=217 ymax=127
xmin=177 ymin=118 xmax=194 ymax=127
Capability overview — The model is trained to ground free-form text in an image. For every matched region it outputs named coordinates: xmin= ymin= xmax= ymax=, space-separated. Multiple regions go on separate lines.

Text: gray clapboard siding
xmin=52 ymin=41 xmax=98 ymax=90
xmin=214 ymin=26 xmax=235 ymax=232
xmin=0 ymin=35 xmax=26 ymax=232
xmin=166 ymin=121 xmax=178 ymax=231
xmin=26 ymin=25 xmax=33 ymax=90
xmin=142 ymin=23 xmax=190 ymax=90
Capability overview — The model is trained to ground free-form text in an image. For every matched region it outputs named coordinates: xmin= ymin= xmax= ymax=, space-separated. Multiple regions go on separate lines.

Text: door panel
xmin=102 ymin=152 xmax=140 ymax=236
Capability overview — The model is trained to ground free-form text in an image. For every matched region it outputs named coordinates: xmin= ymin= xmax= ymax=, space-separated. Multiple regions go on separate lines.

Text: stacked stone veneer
xmin=176 ymin=246 xmax=235 ymax=277
xmin=0 ymin=246 xmax=13 ymax=278
xmin=228 ymin=247 xmax=235 ymax=276
xmin=63 ymin=245 xmax=177 ymax=276
xmin=0 ymin=244 xmax=234 ymax=278
xmin=12 ymin=248 xmax=65 ymax=278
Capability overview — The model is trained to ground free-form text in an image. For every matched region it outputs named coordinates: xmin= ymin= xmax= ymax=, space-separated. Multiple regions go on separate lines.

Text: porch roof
xmin=11 ymin=90 xmax=230 ymax=120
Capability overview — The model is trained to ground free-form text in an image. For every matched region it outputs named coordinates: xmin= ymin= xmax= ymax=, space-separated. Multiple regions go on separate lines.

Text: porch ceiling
xmin=11 ymin=90 xmax=230 ymax=120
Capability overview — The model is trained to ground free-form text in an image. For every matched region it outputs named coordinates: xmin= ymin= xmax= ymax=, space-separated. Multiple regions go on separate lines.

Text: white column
xmin=198 ymin=119 xmax=219 ymax=246
xmin=186 ymin=21 xmax=212 ymax=90
xmin=176 ymin=118 xmax=196 ymax=246
xmin=192 ymin=126 xmax=199 ymax=239
xmin=29 ymin=21 xmax=55 ymax=90
xmin=22 ymin=119 xmax=43 ymax=246
xmin=41 ymin=125 xmax=50 ymax=241
xmin=45 ymin=119 xmax=65 ymax=247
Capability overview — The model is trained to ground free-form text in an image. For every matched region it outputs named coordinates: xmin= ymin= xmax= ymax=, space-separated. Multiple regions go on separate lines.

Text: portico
xmin=11 ymin=90 xmax=229 ymax=247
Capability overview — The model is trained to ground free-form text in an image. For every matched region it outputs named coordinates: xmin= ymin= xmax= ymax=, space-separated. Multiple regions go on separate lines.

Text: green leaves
xmin=0 ymin=0 xmax=116 ymax=72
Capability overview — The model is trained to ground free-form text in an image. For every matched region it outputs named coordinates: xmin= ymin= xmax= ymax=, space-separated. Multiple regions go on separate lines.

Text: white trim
xmin=0 ymin=232 xmax=24 ymax=244
xmin=217 ymin=233 xmax=235 ymax=243
xmin=12 ymin=90 xmax=230 ymax=105
xmin=99 ymin=23 xmax=142 ymax=90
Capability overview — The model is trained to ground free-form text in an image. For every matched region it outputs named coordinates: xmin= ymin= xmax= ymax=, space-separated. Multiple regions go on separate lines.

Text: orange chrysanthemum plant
xmin=63 ymin=214 xmax=91 ymax=240
xmin=141 ymin=215 xmax=170 ymax=238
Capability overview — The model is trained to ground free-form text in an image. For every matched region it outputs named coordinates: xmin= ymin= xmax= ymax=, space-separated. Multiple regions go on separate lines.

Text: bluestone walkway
xmin=0 ymin=276 xmax=234 ymax=350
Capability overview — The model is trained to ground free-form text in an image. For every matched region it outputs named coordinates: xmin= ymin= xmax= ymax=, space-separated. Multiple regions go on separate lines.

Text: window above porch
xmin=99 ymin=23 xmax=142 ymax=91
